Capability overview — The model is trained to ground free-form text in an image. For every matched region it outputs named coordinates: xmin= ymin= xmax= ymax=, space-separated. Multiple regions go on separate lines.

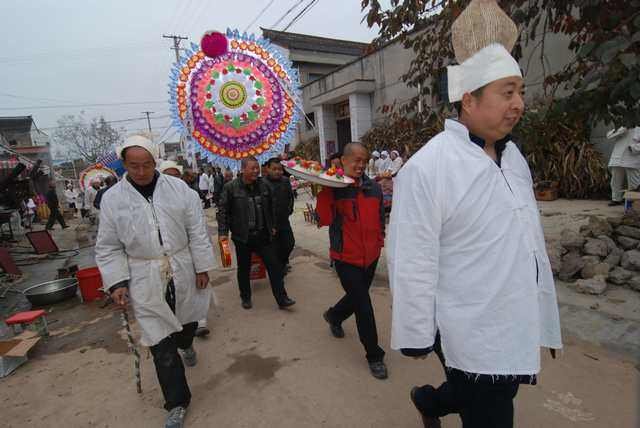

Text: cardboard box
xmin=0 ymin=331 xmax=40 ymax=378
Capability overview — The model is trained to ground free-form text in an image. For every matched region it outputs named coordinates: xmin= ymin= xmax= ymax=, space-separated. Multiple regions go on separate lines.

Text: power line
xmin=271 ymin=0 xmax=305 ymax=29
xmin=0 ymin=91 xmax=81 ymax=104
xmin=0 ymin=115 xmax=171 ymax=133
xmin=244 ymin=0 xmax=277 ymax=32
xmin=0 ymin=101 xmax=168 ymax=111
xmin=283 ymin=0 xmax=320 ymax=31
xmin=182 ymin=0 xmax=210 ymax=34
xmin=172 ymin=0 xmax=196 ymax=33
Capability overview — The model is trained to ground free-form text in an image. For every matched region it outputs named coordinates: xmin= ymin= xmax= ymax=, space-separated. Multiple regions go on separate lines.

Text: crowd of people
xmin=90 ymin=3 xmax=568 ymax=427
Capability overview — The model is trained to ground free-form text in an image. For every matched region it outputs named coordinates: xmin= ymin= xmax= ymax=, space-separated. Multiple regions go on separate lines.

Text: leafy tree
xmin=361 ymin=0 xmax=640 ymax=127
xmin=53 ymin=115 xmax=123 ymax=163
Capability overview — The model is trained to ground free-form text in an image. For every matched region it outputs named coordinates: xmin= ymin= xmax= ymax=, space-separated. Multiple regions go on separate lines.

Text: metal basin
xmin=23 ymin=278 xmax=79 ymax=306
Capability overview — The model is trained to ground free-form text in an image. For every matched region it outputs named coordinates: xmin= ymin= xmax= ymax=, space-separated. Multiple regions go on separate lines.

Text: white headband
xmin=117 ymin=134 xmax=159 ymax=163
xmin=447 ymin=43 xmax=522 ymax=103
xmin=159 ymin=160 xmax=184 ymax=175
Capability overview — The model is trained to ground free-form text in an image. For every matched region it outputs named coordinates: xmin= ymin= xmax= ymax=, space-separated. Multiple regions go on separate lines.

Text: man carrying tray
xmin=315 ymin=142 xmax=388 ymax=380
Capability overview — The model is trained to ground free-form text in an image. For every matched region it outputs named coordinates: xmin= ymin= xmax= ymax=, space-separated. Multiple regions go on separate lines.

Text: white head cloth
xmin=372 ymin=150 xmax=380 ymax=158
xmin=117 ymin=134 xmax=159 ymax=163
xmin=159 ymin=160 xmax=184 ymax=175
xmin=447 ymin=43 xmax=521 ymax=103
xmin=381 ymin=150 xmax=389 ymax=157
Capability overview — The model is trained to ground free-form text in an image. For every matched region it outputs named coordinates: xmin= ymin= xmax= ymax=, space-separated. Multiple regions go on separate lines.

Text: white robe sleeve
xmin=388 ymin=159 xmax=443 ymax=350
xmin=95 ymin=196 xmax=130 ymax=290
xmin=185 ymin=189 xmax=216 ymax=273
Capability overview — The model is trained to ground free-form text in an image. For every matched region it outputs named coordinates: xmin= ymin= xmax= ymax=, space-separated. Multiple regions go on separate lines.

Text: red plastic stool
xmin=5 ymin=310 xmax=49 ymax=337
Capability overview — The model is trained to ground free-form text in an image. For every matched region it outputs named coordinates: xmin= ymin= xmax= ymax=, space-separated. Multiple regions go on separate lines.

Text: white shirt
xmin=375 ymin=158 xmax=391 ymax=175
xmin=199 ymin=173 xmax=210 ymax=191
xmin=64 ymin=188 xmax=77 ymax=205
xmin=608 ymin=127 xmax=640 ymax=169
xmin=387 ymin=119 xmax=562 ymax=376
xmin=95 ymin=174 xmax=216 ymax=346
xmin=84 ymin=187 xmax=98 ymax=212
xmin=390 ymin=157 xmax=403 ymax=175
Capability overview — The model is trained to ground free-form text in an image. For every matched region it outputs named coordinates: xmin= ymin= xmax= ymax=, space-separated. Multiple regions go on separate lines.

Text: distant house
xmin=0 ymin=116 xmax=52 ymax=171
xmin=261 ymin=28 xmax=370 ymax=150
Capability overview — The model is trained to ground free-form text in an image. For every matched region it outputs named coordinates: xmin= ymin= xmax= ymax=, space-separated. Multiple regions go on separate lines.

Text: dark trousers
xmin=415 ymin=334 xmax=520 ymax=428
xmin=46 ymin=207 xmax=67 ymax=229
xmin=275 ymin=225 xmax=295 ymax=267
xmin=233 ymin=233 xmax=288 ymax=304
xmin=148 ymin=280 xmax=198 ymax=411
xmin=199 ymin=190 xmax=210 ymax=208
xmin=326 ymin=259 xmax=385 ymax=363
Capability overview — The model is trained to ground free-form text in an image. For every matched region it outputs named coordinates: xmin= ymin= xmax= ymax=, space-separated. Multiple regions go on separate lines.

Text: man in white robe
xmin=389 ymin=150 xmax=403 ymax=175
xmin=96 ymin=135 xmax=215 ymax=428
xmin=387 ymin=3 xmax=562 ymax=427
xmin=607 ymin=126 xmax=640 ymax=206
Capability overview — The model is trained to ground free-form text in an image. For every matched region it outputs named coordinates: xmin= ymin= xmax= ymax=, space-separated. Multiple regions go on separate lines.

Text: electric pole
xmin=162 ymin=34 xmax=188 ymax=63
xmin=141 ymin=111 xmax=154 ymax=135
xmin=162 ymin=34 xmax=194 ymax=167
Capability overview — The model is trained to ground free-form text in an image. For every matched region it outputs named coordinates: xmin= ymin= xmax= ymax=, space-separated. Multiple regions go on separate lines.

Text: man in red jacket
xmin=316 ymin=142 xmax=387 ymax=380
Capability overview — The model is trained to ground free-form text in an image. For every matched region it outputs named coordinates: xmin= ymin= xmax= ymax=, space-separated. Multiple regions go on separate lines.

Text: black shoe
xmin=195 ymin=326 xmax=210 ymax=337
xmin=322 ymin=310 xmax=344 ymax=338
xmin=608 ymin=200 xmax=624 ymax=206
xmin=410 ymin=387 xmax=441 ymax=428
xmin=369 ymin=360 xmax=388 ymax=380
xmin=278 ymin=297 xmax=296 ymax=309
xmin=62 ymin=225 xmax=70 ymax=229
xmin=241 ymin=300 xmax=252 ymax=309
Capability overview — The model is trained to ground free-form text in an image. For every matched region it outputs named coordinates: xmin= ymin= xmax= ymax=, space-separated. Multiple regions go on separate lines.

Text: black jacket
xmin=45 ymin=188 xmax=59 ymax=210
xmin=265 ymin=177 xmax=294 ymax=229
xmin=217 ymin=177 xmax=277 ymax=244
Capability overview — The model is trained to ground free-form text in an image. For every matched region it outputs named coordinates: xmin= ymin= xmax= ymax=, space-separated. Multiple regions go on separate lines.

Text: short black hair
xmin=265 ymin=157 xmax=282 ymax=167
xmin=241 ymin=156 xmax=258 ymax=169
xmin=452 ymin=86 xmax=485 ymax=117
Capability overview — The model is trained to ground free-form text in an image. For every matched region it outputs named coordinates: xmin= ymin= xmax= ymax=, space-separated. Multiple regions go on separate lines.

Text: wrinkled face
xmin=242 ymin=160 xmax=260 ymax=183
xmin=341 ymin=146 xmax=368 ymax=179
xmin=390 ymin=152 xmax=397 ymax=160
xmin=163 ymin=168 xmax=181 ymax=178
xmin=123 ymin=146 xmax=156 ymax=186
xmin=463 ymin=76 xmax=525 ymax=143
xmin=267 ymin=162 xmax=283 ymax=180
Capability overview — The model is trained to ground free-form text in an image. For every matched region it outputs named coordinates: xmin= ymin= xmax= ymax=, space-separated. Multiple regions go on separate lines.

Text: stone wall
xmin=550 ymin=214 xmax=640 ymax=295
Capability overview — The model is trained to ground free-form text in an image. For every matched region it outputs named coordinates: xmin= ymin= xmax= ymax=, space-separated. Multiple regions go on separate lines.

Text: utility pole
xmin=141 ymin=111 xmax=154 ymax=135
xmin=162 ymin=34 xmax=188 ymax=63
xmin=162 ymin=34 xmax=194 ymax=167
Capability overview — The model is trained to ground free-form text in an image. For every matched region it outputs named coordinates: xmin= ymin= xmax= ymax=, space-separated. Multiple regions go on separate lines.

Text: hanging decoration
xmin=168 ymin=29 xmax=301 ymax=170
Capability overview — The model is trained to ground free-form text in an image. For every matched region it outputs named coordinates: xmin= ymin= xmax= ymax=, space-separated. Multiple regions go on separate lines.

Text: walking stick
xmin=120 ymin=308 xmax=142 ymax=394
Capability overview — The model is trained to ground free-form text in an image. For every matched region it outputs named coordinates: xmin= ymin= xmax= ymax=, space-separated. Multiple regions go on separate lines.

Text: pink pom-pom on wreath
xmin=287 ymin=160 xmax=296 ymax=168
xmin=201 ymin=31 xmax=228 ymax=58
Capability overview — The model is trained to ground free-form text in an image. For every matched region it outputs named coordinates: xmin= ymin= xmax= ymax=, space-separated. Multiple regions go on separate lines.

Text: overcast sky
xmin=0 ymin=0 xmax=385 ymax=148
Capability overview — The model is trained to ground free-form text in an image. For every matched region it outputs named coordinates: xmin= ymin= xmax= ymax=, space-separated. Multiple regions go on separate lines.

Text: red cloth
xmin=6 ymin=310 xmax=46 ymax=325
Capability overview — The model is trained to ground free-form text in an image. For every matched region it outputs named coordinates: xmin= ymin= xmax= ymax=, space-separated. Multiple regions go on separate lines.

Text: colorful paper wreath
xmin=168 ymin=29 xmax=301 ymax=169
xmin=78 ymin=164 xmax=117 ymax=191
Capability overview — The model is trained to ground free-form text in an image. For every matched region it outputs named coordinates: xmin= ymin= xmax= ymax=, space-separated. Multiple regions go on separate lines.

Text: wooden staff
xmin=120 ymin=308 xmax=142 ymax=394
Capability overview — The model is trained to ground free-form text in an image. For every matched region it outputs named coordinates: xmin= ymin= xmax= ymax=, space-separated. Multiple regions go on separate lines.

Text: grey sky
xmin=0 ymin=0 xmax=384 ymax=147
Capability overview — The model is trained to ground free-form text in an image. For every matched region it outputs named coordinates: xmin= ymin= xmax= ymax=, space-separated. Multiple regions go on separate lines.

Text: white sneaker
xmin=165 ymin=406 xmax=187 ymax=428
xmin=180 ymin=346 xmax=197 ymax=367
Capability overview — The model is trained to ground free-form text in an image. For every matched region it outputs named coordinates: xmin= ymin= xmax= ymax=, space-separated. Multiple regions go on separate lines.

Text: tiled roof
xmin=261 ymin=28 xmax=369 ymax=56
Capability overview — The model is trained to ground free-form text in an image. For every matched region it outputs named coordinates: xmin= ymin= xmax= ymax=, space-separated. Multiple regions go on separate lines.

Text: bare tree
xmin=53 ymin=115 xmax=124 ymax=163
